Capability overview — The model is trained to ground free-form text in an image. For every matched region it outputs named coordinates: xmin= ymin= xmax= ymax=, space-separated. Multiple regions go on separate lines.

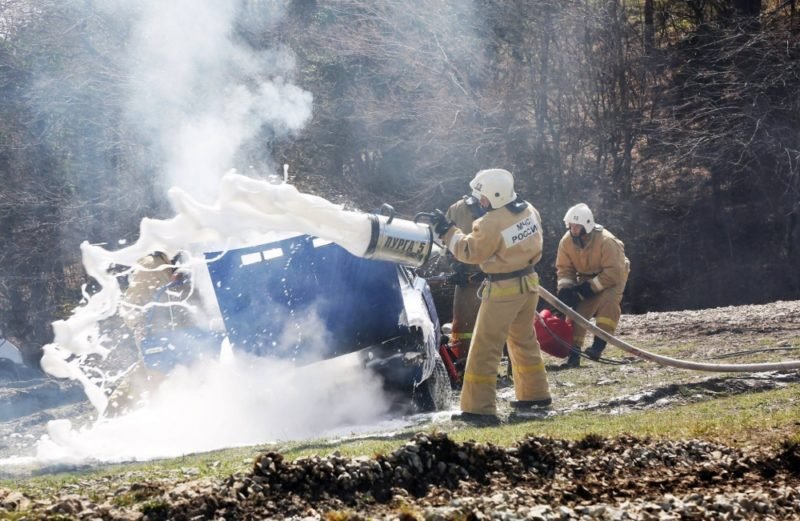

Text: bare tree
xmin=0 ymin=1 xmax=163 ymax=366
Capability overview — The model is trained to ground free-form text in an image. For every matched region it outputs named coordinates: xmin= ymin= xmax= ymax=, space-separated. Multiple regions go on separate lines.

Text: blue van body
xmin=141 ymin=234 xmax=451 ymax=411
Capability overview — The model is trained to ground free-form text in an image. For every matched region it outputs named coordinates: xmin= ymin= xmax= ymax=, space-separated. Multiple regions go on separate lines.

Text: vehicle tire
xmin=412 ymin=354 xmax=453 ymax=412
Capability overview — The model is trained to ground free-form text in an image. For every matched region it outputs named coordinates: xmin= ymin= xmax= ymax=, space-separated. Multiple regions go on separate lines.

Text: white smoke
xmin=0 ymin=1 xmax=408 ymax=468
xmin=31 ymin=353 xmax=391 ymax=464
xmin=99 ymin=0 xmax=312 ymax=202
xmin=28 ymin=172 xmax=385 ymax=465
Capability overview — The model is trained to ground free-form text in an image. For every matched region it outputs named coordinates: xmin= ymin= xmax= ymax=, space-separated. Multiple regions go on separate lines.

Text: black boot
xmin=510 ymin=398 xmax=552 ymax=409
xmin=451 ymin=412 xmax=502 ymax=427
xmin=561 ymin=348 xmax=581 ymax=368
xmin=508 ymin=398 xmax=554 ymax=422
xmin=585 ymin=338 xmax=607 ymax=361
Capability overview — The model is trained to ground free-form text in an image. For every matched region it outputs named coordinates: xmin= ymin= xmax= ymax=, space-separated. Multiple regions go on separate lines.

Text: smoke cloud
xmin=0 ymin=1 xmax=409 ymax=468
xmin=98 ymin=0 xmax=312 ymax=202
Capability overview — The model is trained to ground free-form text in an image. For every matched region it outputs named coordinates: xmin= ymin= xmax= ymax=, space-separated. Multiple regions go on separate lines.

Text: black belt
xmin=467 ymin=272 xmax=486 ymax=283
xmin=486 ymin=265 xmax=534 ymax=282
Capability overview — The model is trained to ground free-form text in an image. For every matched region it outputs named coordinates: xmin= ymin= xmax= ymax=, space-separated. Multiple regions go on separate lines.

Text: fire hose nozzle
xmin=362 ymin=207 xmax=436 ymax=267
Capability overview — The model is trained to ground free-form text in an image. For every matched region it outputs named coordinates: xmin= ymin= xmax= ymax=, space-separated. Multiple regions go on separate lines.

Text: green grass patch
xmin=279 ymin=382 xmax=800 ymax=460
xmin=3 ymin=383 xmax=797 ymax=502
xmin=140 ymin=499 xmax=170 ymax=521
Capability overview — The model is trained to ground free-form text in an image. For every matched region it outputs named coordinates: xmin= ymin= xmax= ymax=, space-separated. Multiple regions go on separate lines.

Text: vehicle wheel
xmin=412 ymin=354 xmax=453 ymax=412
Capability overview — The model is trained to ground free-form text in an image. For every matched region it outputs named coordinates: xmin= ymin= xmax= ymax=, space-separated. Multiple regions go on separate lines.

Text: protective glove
xmin=575 ymin=281 xmax=595 ymax=299
xmin=430 ymin=209 xmax=455 ymax=238
xmin=556 ymin=286 xmax=580 ymax=309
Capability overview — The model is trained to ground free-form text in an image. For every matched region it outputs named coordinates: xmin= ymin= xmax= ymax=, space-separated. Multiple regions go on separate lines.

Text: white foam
xmin=3 ymin=0 xmax=416 ymax=468
xmin=1 ymin=173 xmax=408 ymax=467
xmin=15 ymin=351 xmax=394 ymax=466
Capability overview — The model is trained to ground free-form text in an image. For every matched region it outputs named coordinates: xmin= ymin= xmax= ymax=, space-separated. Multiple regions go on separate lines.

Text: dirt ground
xmin=0 ymin=299 xmax=799 ymax=519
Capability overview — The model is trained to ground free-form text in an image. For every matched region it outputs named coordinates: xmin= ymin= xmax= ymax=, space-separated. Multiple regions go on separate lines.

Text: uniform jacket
xmin=445 ymin=198 xmax=482 ymax=275
xmin=556 ymin=227 xmax=629 ymax=292
xmin=121 ymin=253 xmax=193 ymax=337
xmin=122 ymin=253 xmax=173 ymax=308
xmin=442 ymin=202 xmax=543 ymax=274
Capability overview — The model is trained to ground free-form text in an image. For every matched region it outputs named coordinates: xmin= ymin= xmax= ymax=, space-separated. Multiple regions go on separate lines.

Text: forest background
xmin=1 ymin=0 xmax=798 ymax=367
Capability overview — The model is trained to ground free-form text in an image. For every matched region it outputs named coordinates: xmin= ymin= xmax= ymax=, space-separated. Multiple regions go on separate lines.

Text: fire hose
xmin=538 ymin=286 xmax=800 ymax=373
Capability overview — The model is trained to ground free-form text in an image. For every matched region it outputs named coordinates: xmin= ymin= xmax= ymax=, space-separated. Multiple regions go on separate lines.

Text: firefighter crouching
xmin=430 ymin=168 xmax=551 ymax=426
xmin=556 ymin=203 xmax=630 ymax=367
xmin=443 ymin=195 xmax=486 ymax=378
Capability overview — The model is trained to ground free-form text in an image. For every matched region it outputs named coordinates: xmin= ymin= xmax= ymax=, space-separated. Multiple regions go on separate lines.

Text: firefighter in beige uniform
xmin=556 ymin=203 xmax=630 ymax=367
xmin=112 ymin=251 xmax=192 ymax=413
xmin=443 ymin=195 xmax=485 ymax=375
xmin=121 ymin=252 xmax=186 ymax=346
xmin=431 ymin=168 xmax=551 ymax=425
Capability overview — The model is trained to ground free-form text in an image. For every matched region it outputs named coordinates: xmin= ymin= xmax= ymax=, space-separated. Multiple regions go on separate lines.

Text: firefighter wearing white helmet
xmin=429 ymin=168 xmax=551 ymax=425
xmin=468 ymin=168 xmax=517 ymax=208
xmin=556 ymin=203 xmax=630 ymax=367
xmin=564 ymin=203 xmax=597 ymax=233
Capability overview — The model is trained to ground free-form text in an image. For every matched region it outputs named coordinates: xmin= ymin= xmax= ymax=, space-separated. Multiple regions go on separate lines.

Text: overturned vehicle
xmin=130 ymin=220 xmax=453 ymax=414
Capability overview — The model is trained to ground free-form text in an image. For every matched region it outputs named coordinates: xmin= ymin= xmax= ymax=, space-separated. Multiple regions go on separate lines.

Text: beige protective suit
xmin=120 ymin=252 xmax=193 ymax=347
xmin=555 ymin=227 xmax=630 ymax=346
xmin=444 ymin=198 xmax=483 ymax=364
xmin=442 ymin=203 xmax=551 ymax=415
xmin=112 ymin=252 xmax=193 ymax=414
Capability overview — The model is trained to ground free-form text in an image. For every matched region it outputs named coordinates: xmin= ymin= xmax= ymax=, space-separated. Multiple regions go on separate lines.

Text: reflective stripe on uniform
xmin=463 ymin=372 xmax=497 ymax=385
xmin=513 ymin=360 xmax=545 ymax=374
xmin=591 ymin=275 xmax=605 ymax=292
xmin=557 ymin=277 xmax=576 ymax=288
xmin=596 ymin=316 xmax=617 ymax=330
xmin=450 ymin=332 xmax=473 ymax=340
xmin=479 ymin=273 xmax=539 ymax=299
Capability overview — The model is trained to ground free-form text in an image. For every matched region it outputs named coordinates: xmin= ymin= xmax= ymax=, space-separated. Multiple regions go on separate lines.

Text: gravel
xmin=2 ymin=431 xmax=798 ymax=519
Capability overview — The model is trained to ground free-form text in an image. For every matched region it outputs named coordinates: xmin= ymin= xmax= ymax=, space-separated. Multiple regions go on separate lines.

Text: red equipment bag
xmin=534 ymin=309 xmax=573 ymax=358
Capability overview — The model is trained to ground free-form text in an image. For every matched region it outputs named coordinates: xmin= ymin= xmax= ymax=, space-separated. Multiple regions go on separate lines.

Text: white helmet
xmin=563 ymin=203 xmax=597 ymax=232
xmin=469 ymin=168 xmax=517 ymax=208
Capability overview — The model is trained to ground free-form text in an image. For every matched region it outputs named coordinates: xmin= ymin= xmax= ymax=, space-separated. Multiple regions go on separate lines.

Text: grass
xmin=2 ymin=382 xmax=797 ymax=504
xmin=271 ymin=382 xmax=800 ymax=460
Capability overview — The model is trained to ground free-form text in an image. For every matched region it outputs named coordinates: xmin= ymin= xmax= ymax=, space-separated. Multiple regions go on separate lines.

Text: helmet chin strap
xmin=570 ymin=228 xmax=588 ymax=248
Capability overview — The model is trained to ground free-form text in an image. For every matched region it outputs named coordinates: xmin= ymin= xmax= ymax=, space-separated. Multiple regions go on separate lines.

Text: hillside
xmin=0 ymin=299 xmax=798 ymax=519
xmin=2 ymin=2 xmax=799 ymax=366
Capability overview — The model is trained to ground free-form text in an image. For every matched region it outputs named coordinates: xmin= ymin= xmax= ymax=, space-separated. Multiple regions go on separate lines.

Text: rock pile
xmin=164 ymin=432 xmax=800 ymax=520
xmin=2 ymin=432 xmax=799 ymax=519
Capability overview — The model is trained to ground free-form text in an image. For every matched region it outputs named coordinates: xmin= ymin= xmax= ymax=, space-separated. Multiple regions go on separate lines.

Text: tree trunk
xmin=644 ymin=0 xmax=654 ymax=55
